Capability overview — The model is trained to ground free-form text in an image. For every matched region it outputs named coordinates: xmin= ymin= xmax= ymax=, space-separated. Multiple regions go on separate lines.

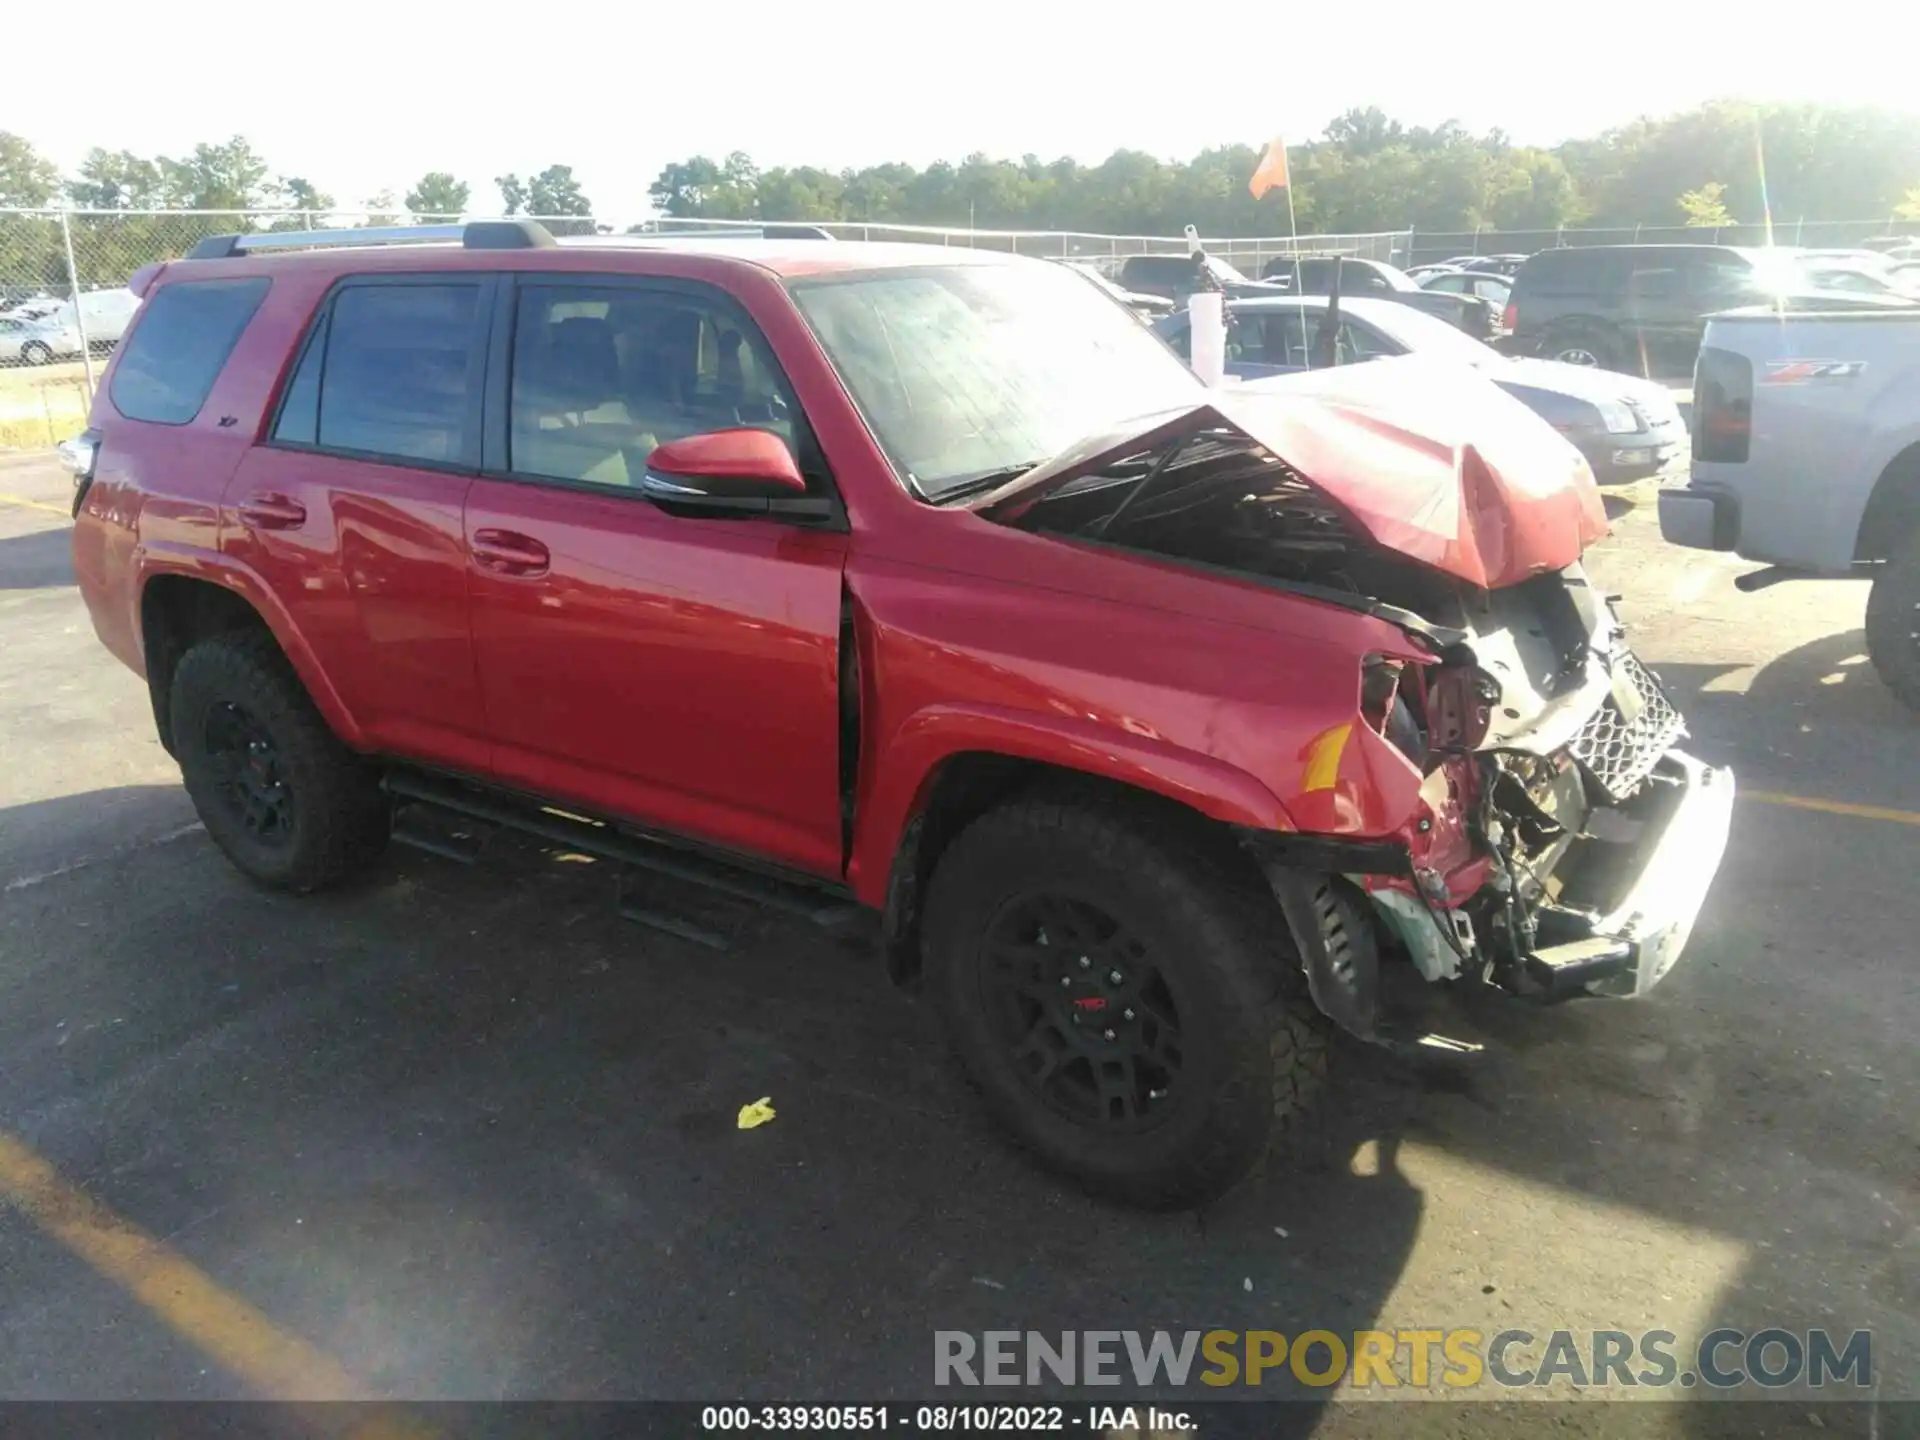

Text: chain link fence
xmin=633 ymin=215 xmax=1412 ymax=272
xmin=1405 ymin=219 xmax=1913 ymax=267
xmin=3 ymin=205 xmax=1910 ymax=448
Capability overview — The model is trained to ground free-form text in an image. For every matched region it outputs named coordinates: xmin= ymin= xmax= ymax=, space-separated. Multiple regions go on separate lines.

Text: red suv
xmin=68 ymin=220 xmax=1736 ymax=1207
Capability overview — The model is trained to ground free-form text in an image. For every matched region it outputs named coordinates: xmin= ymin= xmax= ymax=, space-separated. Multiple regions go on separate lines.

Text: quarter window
xmin=110 ymin=278 xmax=269 ymax=425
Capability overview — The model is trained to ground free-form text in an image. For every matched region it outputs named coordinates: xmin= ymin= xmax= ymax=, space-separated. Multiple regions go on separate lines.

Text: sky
xmin=12 ymin=0 xmax=1916 ymax=222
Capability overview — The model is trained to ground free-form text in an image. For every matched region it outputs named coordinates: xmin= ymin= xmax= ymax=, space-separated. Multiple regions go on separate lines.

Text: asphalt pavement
xmin=0 ymin=449 xmax=1914 ymax=1436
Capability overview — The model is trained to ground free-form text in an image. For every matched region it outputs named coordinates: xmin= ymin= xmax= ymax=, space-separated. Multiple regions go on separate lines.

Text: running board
xmin=382 ymin=771 xmax=865 ymax=942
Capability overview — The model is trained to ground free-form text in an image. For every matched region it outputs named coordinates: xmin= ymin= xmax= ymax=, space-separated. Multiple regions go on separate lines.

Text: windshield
xmin=790 ymin=263 xmax=1201 ymax=501
xmin=1352 ymin=301 xmax=1502 ymax=365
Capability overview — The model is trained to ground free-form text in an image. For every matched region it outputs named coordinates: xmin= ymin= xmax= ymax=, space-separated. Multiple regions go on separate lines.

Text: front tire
xmin=170 ymin=630 xmax=390 ymax=891
xmin=1546 ymin=324 xmax=1623 ymax=372
xmin=20 ymin=341 xmax=53 ymax=366
xmin=1866 ymin=535 xmax=1920 ymax=710
xmin=922 ymin=790 xmax=1330 ymax=1209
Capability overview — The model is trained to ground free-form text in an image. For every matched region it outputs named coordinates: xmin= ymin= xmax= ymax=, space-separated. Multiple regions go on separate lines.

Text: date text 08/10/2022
xmin=700 ymin=1407 xmax=1190 ymax=1433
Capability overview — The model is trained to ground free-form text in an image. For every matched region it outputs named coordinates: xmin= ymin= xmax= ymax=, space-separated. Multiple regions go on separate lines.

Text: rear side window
xmin=1516 ymin=249 xmax=1622 ymax=296
xmin=109 ymin=278 xmax=269 ymax=425
xmin=273 ymin=282 xmax=484 ymax=465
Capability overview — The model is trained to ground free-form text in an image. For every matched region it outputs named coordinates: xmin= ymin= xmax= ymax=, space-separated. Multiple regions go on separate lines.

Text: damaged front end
xmin=1247 ymin=578 xmax=1736 ymax=1036
xmin=981 ymin=359 xmax=1735 ymax=1043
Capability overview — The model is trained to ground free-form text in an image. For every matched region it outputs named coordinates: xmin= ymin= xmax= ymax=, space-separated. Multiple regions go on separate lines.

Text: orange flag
xmin=1249 ymin=137 xmax=1291 ymax=198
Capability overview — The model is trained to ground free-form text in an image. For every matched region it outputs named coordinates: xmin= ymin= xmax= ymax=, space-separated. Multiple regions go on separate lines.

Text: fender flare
xmin=847 ymin=700 xmax=1295 ymax=906
xmin=1855 ymin=431 xmax=1920 ymax=559
xmin=135 ymin=544 xmax=367 ymax=749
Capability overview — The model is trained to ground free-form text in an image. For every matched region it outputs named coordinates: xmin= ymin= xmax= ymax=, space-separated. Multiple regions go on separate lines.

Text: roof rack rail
xmin=186 ymin=219 xmax=556 ymax=261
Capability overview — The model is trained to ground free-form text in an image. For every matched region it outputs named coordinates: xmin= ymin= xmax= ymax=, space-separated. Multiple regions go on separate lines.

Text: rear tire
xmin=922 ymin=789 xmax=1330 ymax=1209
xmin=20 ymin=341 xmax=53 ymax=366
xmin=1865 ymin=535 xmax=1920 ymax=711
xmin=170 ymin=630 xmax=390 ymax=891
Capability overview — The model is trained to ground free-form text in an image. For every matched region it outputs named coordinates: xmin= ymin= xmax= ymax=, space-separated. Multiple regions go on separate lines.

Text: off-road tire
xmin=922 ymin=789 xmax=1331 ymax=1209
xmin=1866 ymin=534 xmax=1920 ymax=711
xmin=171 ymin=630 xmax=390 ymax=891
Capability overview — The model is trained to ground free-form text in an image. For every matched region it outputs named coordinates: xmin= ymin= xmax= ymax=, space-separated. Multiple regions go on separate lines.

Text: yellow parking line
xmin=0 ymin=491 xmax=69 ymax=518
xmin=1746 ymin=790 xmax=1920 ymax=827
xmin=0 ymin=1132 xmax=364 ymax=1399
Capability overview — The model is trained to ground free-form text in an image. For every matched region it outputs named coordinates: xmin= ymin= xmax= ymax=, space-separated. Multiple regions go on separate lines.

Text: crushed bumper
xmin=1538 ymin=749 xmax=1736 ymax=997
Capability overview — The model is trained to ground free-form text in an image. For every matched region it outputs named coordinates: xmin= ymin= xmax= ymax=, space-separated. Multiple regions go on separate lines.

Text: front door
xmin=464 ymin=275 xmax=849 ymax=879
xmin=225 ymin=276 xmax=494 ymax=772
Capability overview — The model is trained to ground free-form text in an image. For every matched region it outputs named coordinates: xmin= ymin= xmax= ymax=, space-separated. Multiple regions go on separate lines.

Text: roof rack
xmin=186 ymin=219 xmax=556 ymax=261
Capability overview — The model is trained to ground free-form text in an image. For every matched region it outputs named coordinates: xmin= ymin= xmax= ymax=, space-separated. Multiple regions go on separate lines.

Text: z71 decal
xmin=1762 ymin=360 xmax=1869 ymax=384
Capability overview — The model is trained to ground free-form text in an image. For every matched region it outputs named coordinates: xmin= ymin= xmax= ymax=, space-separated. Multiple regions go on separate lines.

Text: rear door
xmin=225 ymin=275 xmax=495 ymax=772
xmin=463 ymin=274 xmax=849 ymax=879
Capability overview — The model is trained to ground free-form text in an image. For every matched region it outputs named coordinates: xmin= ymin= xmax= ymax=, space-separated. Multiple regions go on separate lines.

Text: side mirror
xmin=640 ymin=428 xmax=827 ymax=519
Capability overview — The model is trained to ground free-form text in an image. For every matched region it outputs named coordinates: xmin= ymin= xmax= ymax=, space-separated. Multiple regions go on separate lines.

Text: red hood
xmin=976 ymin=356 xmax=1609 ymax=590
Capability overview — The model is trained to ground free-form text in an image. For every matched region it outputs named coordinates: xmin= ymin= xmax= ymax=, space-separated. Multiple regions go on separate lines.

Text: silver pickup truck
xmin=1658 ymin=303 xmax=1920 ymax=705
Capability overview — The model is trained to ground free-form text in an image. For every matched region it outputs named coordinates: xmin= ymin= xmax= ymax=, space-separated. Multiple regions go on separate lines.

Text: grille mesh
xmin=1569 ymin=651 xmax=1683 ymax=801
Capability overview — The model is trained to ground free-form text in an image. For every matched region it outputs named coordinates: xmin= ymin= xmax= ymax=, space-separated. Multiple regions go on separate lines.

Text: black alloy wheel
xmin=201 ymin=700 xmax=296 ymax=847
xmin=980 ymin=891 xmax=1189 ymax=1132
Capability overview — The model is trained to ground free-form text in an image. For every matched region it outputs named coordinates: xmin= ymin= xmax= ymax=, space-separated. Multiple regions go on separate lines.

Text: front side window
xmin=506 ymin=285 xmax=802 ymax=491
xmin=110 ymin=278 xmax=269 ymax=425
xmin=791 ymin=263 xmax=1200 ymax=501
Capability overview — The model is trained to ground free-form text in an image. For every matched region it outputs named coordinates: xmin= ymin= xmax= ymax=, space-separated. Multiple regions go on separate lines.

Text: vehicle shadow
xmin=0 ymin=526 xmax=74 ymax=591
xmin=1652 ymin=628 xmax=1910 ymax=732
xmin=0 ymin=782 xmax=196 ymax=894
xmin=0 ymin=788 xmax=1910 ymax=1429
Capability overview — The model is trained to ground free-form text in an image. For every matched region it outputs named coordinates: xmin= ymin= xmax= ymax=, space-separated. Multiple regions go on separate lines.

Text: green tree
xmin=360 ymin=190 xmax=402 ymax=227
xmin=405 ymin=172 xmax=470 ymax=219
xmin=496 ymin=173 xmax=529 ymax=215
xmin=0 ymin=132 xmax=60 ymax=207
xmin=517 ymin=164 xmax=593 ymax=234
xmin=263 ymin=177 xmax=336 ymax=231
xmin=67 ymin=149 xmax=166 ymax=209
xmin=157 ymin=136 xmax=274 ymax=210
xmin=1678 ymin=181 xmax=1735 ymax=227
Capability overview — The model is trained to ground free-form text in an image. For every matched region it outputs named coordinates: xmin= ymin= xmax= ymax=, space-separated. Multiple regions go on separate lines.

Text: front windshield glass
xmin=791 ymin=263 xmax=1201 ymax=501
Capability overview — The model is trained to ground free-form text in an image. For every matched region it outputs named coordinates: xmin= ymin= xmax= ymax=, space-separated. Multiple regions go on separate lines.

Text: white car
xmin=31 ymin=289 xmax=143 ymax=350
xmin=0 ymin=314 xmax=85 ymax=365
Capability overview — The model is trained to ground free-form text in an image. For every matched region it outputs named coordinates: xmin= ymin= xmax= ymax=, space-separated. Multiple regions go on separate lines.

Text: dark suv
xmin=1506 ymin=244 xmax=1913 ymax=378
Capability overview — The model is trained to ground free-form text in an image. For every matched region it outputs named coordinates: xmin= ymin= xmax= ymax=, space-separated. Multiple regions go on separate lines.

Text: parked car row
xmin=1503 ymin=243 xmax=1919 ymax=379
xmin=0 ymin=287 xmax=143 ymax=358
xmin=1106 ymin=251 xmax=1504 ymax=342
xmin=1154 ymin=294 xmax=1685 ymax=483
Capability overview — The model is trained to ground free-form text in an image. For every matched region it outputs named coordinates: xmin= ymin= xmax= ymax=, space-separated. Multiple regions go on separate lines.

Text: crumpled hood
xmin=976 ymin=355 xmax=1609 ymax=590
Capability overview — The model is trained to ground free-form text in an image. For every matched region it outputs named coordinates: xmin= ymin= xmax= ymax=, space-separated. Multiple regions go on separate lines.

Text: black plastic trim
xmin=187 ymin=235 xmax=242 ymax=260
xmin=463 ymin=219 xmax=556 ymax=250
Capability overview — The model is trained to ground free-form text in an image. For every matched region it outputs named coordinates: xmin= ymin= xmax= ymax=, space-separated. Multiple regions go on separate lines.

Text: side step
xmin=383 ymin=771 xmax=866 ymax=947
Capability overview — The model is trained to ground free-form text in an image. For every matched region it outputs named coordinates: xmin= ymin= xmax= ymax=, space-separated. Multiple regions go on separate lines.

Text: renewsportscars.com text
xmin=933 ymin=1328 xmax=1873 ymax=1392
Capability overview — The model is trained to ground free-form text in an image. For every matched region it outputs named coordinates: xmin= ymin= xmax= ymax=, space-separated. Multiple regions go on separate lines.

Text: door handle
xmin=471 ymin=528 xmax=551 ymax=577
xmin=237 ymin=492 xmax=307 ymax=529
